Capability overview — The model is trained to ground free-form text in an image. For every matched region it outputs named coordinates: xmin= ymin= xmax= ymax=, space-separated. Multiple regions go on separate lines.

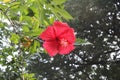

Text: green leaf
xmin=0 ymin=22 xmax=5 ymax=28
xmin=51 ymin=6 xmax=73 ymax=20
xmin=30 ymin=40 xmax=40 ymax=54
xmin=24 ymin=29 xmax=43 ymax=37
xmin=75 ymin=38 xmax=88 ymax=45
xmin=57 ymin=7 xmax=73 ymax=20
xmin=39 ymin=9 xmax=44 ymax=25
xmin=52 ymin=0 xmax=66 ymax=5
xmin=22 ymin=26 xmax=29 ymax=32
xmin=19 ymin=15 xmax=23 ymax=22
xmin=0 ymin=3 xmax=7 ymax=10
xmin=23 ymin=73 xmax=36 ymax=80
xmin=10 ymin=33 xmax=20 ymax=44
xmin=9 ymin=2 xmax=20 ymax=9
xmin=49 ymin=16 xmax=55 ymax=24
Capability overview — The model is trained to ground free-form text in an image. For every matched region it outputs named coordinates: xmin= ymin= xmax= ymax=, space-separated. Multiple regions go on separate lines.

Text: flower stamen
xmin=60 ymin=38 xmax=68 ymax=47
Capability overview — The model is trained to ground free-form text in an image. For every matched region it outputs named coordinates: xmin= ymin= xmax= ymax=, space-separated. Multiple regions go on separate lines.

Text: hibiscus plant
xmin=0 ymin=0 xmax=87 ymax=79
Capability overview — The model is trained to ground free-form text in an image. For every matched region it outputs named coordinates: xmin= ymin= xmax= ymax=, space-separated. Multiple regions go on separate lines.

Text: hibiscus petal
xmin=59 ymin=28 xmax=76 ymax=43
xmin=43 ymin=41 xmax=59 ymax=57
xmin=59 ymin=44 xmax=75 ymax=55
xmin=53 ymin=21 xmax=69 ymax=28
xmin=40 ymin=26 xmax=56 ymax=41
xmin=53 ymin=21 xmax=70 ymax=36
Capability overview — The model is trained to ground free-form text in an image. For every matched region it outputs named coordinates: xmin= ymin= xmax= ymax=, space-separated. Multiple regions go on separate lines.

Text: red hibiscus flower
xmin=39 ymin=21 xmax=76 ymax=57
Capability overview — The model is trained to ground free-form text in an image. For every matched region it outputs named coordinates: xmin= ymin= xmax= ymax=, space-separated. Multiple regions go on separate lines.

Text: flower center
xmin=60 ymin=38 xmax=68 ymax=47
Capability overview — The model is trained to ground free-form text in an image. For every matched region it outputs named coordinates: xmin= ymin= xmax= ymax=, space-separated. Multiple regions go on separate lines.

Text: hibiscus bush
xmin=0 ymin=0 xmax=86 ymax=79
